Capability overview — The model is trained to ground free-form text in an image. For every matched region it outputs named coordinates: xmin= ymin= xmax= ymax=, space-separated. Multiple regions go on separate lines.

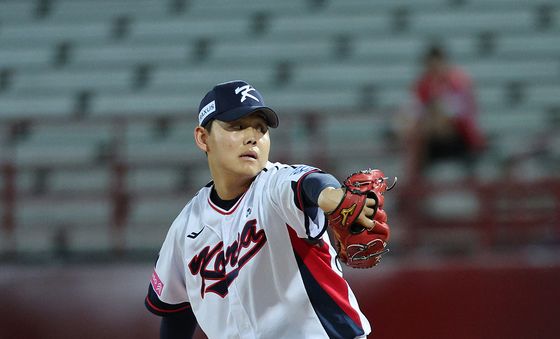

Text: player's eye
xmin=259 ymin=125 xmax=268 ymax=134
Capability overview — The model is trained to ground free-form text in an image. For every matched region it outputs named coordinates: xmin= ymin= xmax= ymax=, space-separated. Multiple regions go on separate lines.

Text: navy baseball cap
xmin=198 ymin=80 xmax=279 ymax=128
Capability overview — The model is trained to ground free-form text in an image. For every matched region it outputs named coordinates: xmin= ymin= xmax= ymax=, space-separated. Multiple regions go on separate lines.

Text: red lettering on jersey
xmin=188 ymin=219 xmax=267 ymax=298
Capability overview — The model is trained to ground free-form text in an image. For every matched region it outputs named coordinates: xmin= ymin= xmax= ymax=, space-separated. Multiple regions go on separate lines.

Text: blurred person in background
xmin=396 ymin=43 xmax=486 ymax=182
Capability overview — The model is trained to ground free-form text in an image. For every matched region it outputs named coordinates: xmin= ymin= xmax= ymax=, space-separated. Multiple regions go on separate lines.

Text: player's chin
xmin=237 ymin=160 xmax=266 ymax=177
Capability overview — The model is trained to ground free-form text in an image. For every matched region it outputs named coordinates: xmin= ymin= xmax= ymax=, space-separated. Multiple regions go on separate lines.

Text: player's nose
xmin=244 ymin=127 xmax=259 ymax=145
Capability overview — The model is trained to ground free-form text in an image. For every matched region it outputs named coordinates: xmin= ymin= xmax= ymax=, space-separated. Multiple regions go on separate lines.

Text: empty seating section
xmin=49 ymin=0 xmax=169 ymax=22
xmin=0 ymin=46 xmax=53 ymax=69
xmin=0 ymin=21 xmax=111 ymax=47
xmin=289 ymin=63 xmax=417 ymax=91
xmin=207 ymin=39 xmax=334 ymax=65
xmin=411 ymin=9 xmax=535 ymax=35
xmin=269 ymin=14 xmax=391 ymax=38
xmin=0 ymin=1 xmax=35 ymax=24
xmin=71 ymin=42 xmax=193 ymax=68
xmin=0 ymin=0 xmax=559 ymax=254
xmin=148 ymin=65 xmax=274 ymax=95
xmin=0 ymin=95 xmax=74 ymax=118
xmin=495 ymin=33 xmax=560 ymax=58
xmin=91 ymin=92 xmax=195 ymax=116
xmin=462 ymin=59 xmax=559 ymax=84
xmin=11 ymin=67 xmax=132 ymax=94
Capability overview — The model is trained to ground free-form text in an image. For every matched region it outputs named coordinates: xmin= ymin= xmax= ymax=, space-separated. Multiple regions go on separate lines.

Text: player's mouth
xmin=240 ymin=150 xmax=258 ymax=160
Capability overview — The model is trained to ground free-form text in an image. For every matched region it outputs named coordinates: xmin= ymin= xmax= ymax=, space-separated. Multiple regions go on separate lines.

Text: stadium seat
xmin=206 ymin=38 xmax=334 ymax=65
xmin=462 ymin=59 xmax=560 ymax=84
xmin=71 ymin=42 xmax=193 ymax=68
xmin=410 ymin=9 xmax=535 ymax=35
xmin=50 ymin=0 xmax=169 ymax=22
xmin=0 ymin=94 xmax=75 ymax=119
xmin=268 ymin=13 xmax=391 ymax=38
xmin=90 ymin=92 xmax=197 ymax=117
xmin=11 ymin=67 xmax=133 ymax=94
xmin=0 ymin=46 xmax=53 ymax=70
xmin=187 ymin=0 xmax=309 ymax=16
xmin=324 ymin=0 xmax=448 ymax=13
xmin=0 ymin=21 xmax=111 ymax=47
xmin=290 ymin=62 xmax=416 ymax=89
xmin=494 ymin=32 xmax=560 ymax=58
xmin=129 ymin=16 xmax=249 ymax=43
xmin=15 ymin=198 xmax=112 ymax=252
xmin=0 ymin=1 xmax=36 ymax=24
xmin=49 ymin=168 xmax=111 ymax=195
xmin=148 ymin=64 xmax=274 ymax=93
xmin=1 ymin=0 xmax=559 ymax=256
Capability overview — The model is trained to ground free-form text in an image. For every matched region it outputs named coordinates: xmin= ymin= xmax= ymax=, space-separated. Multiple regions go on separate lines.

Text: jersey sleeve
xmin=267 ymin=164 xmax=334 ymax=240
xmin=145 ymin=210 xmax=192 ymax=317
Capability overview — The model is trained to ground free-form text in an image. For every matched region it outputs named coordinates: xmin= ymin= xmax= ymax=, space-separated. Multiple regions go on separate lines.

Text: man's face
xmin=205 ymin=112 xmax=271 ymax=181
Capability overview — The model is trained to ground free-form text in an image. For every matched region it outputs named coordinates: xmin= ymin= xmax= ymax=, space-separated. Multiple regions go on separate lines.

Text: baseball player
xmin=145 ymin=80 xmax=393 ymax=339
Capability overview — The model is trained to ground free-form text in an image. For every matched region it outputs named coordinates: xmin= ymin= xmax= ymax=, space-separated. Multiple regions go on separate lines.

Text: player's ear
xmin=194 ymin=126 xmax=209 ymax=153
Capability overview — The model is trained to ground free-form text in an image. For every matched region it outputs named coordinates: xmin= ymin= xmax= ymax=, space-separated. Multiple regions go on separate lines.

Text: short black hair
xmin=204 ymin=119 xmax=214 ymax=133
xmin=423 ymin=44 xmax=447 ymax=63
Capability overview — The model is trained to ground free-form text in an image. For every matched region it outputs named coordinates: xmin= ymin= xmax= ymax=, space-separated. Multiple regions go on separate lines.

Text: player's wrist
xmin=317 ymin=187 xmax=344 ymax=214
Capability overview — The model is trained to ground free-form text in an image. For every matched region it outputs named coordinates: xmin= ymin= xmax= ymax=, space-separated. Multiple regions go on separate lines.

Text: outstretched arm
xmin=300 ymin=171 xmax=377 ymax=230
xmin=319 ymin=169 xmax=394 ymax=268
xmin=317 ymin=187 xmax=377 ymax=230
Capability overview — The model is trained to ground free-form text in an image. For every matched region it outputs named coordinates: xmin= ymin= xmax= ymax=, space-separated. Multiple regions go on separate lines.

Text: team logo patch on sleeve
xmin=151 ymin=270 xmax=164 ymax=296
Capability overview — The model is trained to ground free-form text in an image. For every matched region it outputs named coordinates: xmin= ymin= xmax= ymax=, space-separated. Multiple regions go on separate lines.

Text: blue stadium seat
xmin=49 ymin=168 xmax=111 ymax=195
xmin=187 ymin=0 xmax=308 ymax=16
xmin=290 ymin=62 xmax=416 ymax=89
xmin=147 ymin=65 xmax=274 ymax=95
xmin=12 ymin=67 xmax=132 ymax=94
xmin=0 ymin=1 xmax=36 ymax=24
xmin=0 ymin=21 xmax=111 ymax=47
xmin=50 ymin=0 xmax=168 ymax=22
xmin=129 ymin=17 xmax=249 ymax=43
xmin=0 ymin=94 xmax=74 ymax=118
xmin=90 ymin=92 xmax=197 ymax=117
xmin=207 ymin=38 xmax=334 ymax=65
xmin=71 ymin=42 xmax=192 ymax=68
xmin=15 ymin=199 xmax=112 ymax=252
xmin=13 ymin=143 xmax=98 ymax=167
xmin=492 ymin=32 xmax=560 ymax=61
xmin=462 ymin=59 xmax=559 ymax=84
xmin=411 ymin=9 xmax=535 ymax=35
xmin=268 ymin=13 xmax=391 ymax=38
xmin=0 ymin=46 xmax=53 ymax=69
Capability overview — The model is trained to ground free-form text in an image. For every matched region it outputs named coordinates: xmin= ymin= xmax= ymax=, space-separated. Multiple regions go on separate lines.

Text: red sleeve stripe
xmin=145 ymin=295 xmax=191 ymax=314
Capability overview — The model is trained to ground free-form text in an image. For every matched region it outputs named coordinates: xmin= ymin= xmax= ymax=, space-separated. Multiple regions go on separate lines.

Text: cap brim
xmin=216 ymin=106 xmax=279 ymax=128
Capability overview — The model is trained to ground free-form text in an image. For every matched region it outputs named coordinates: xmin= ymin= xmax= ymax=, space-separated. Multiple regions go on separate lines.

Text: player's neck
xmin=211 ymin=175 xmax=252 ymax=200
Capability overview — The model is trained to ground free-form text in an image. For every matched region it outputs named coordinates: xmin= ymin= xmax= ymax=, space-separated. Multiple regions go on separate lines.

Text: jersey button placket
xmin=228 ymin=280 xmax=256 ymax=338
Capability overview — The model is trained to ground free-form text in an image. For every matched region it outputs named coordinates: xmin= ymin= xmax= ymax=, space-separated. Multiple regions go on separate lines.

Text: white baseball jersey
xmin=146 ymin=162 xmax=371 ymax=339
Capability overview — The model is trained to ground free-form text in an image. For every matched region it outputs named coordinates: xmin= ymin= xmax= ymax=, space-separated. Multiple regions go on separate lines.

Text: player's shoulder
xmin=170 ymin=184 xmax=211 ymax=229
xmin=186 ymin=183 xmax=212 ymax=213
xmin=255 ymin=162 xmax=322 ymax=188
xmin=261 ymin=162 xmax=319 ymax=176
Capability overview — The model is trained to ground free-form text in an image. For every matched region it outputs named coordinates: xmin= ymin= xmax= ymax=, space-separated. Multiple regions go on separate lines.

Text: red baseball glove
xmin=327 ymin=169 xmax=396 ymax=269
